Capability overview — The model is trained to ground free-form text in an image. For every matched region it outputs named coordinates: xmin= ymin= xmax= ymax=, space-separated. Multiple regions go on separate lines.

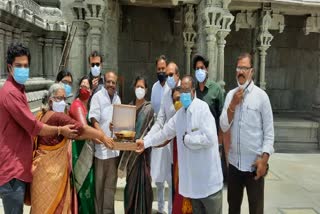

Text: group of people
xmin=0 ymin=43 xmax=274 ymax=214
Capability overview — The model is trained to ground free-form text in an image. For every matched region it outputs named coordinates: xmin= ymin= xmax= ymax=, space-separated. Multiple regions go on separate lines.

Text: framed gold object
xmin=112 ymin=104 xmax=137 ymax=151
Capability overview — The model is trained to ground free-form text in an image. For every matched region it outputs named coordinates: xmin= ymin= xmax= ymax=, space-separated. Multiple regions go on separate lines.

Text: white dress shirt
xmin=146 ymin=81 xmax=171 ymax=182
xmin=220 ymin=82 xmax=274 ymax=172
xmin=144 ymin=98 xmax=223 ymax=199
xmin=151 ymin=81 xmax=169 ymax=114
xmin=89 ymin=87 xmax=121 ymax=160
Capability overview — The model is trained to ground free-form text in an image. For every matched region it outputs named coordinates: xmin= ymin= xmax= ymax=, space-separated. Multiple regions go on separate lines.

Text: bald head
xmin=104 ymin=71 xmax=118 ymax=97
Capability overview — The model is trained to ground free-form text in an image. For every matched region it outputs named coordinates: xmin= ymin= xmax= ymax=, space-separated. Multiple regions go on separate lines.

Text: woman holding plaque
xmin=121 ymin=76 xmax=154 ymax=214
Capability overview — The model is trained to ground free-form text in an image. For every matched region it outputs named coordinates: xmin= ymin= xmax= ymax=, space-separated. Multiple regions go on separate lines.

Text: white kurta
xmin=148 ymin=81 xmax=173 ymax=182
xmin=144 ymin=98 xmax=223 ymax=199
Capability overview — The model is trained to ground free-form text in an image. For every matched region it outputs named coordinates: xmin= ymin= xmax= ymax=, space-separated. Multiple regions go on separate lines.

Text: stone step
xmin=274 ymin=117 xmax=320 ymax=152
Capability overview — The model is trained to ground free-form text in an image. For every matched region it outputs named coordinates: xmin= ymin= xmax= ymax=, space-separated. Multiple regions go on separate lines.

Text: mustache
xmin=237 ymin=74 xmax=245 ymax=79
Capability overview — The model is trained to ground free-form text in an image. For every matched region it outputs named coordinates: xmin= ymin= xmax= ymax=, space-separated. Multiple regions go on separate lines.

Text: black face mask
xmin=157 ymin=72 xmax=167 ymax=83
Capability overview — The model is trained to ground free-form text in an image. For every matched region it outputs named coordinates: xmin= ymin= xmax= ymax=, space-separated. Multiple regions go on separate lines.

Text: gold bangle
xmin=228 ymin=106 xmax=235 ymax=113
xmin=58 ymin=126 xmax=61 ymax=136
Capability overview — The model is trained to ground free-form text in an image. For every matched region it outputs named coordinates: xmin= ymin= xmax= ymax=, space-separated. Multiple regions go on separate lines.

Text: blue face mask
xmin=63 ymin=83 xmax=72 ymax=97
xmin=13 ymin=67 xmax=29 ymax=85
xmin=180 ymin=92 xmax=192 ymax=109
xmin=195 ymin=69 xmax=206 ymax=83
xmin=166 ymin=76 xmax=176 ymax=89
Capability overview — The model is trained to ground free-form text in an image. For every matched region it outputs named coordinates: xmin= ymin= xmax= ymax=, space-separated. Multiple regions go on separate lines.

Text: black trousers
xmin=228 ymin=164 xmax=264 ymax=214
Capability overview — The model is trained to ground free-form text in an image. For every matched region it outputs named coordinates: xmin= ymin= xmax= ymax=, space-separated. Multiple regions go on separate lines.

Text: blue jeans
xmin=0 ymin=179 xmax=26 ymax=214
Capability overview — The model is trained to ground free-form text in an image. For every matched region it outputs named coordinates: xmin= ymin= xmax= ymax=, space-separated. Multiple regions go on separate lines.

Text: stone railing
xmin=0 ymin=0 xmax=67 ymax=32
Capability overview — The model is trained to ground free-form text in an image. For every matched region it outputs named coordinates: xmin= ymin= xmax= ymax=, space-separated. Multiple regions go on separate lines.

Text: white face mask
xmin=52 ymin=100 xmax=66 ymax=113
xmin=135 ymin=87 xmax=145 ymax=100
xmin=91 ymin=65 xmax=101 ymax=77
xmin=237 ymin=79 xmax=250 ymax=90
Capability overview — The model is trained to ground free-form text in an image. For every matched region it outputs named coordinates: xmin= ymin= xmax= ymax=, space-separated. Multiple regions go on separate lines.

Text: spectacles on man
xmin=236 ymin=66 xmax=252 ymax=72
xmin=180 ymin=88 xmax=192 ymax=93
xmin=91 ymin=63 xmax=100 ymax=67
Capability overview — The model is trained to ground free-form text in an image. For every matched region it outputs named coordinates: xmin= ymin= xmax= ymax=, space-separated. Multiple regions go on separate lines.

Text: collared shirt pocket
xmin=243 ymin=104 xmax=262 ymax=129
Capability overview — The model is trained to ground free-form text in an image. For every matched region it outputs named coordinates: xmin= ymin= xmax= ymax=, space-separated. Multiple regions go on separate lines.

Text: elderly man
xmin=220 ymin=53 xmax=274 ymax=214
xmin=147 ymin=61 xmax=181 ymax=214
xmin=89 ymin=71 xmax=121 ymax=214
xmin=0 ymin=43 xmax=77 ymax=214
xmin=138 ymin=75 xmax=223 ymax=214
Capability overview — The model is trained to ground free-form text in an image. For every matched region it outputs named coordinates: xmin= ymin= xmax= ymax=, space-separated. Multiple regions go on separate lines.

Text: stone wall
xmin=118 ymin=5 xmax=185 ymax=103
xmin=224 ymin=15 xmax=320 ymax=111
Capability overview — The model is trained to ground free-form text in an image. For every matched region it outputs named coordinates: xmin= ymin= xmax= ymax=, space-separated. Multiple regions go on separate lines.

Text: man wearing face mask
xmin=0 ymin=43 xmax=78 ymax=214
xmin=220 ymin=53 xmax=274 ymax=214
xmin=193 ymin=54 xmax=224 ymax=133
xmin=137 ymin=75 xmax=223 ymax=214
xmin=89 ymin=51 xmax=104 ymax=96
xmin=89 ymin=71 xmax=121 ymax=214
xmin=147 ymin=61 xmax=180 ymax=214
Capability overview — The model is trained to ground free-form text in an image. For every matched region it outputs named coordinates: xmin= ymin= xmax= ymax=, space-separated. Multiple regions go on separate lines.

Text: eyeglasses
xmin=91 ymin=63 xmax=100 ymax=67
xmin=236 ymin=66 xmax=252 ymax=72
xmin=61 ymin=79 xmax=72 ymax=86
xmin=180 ymin=88 xmax=192 ymax=93
xmin=167 ymin=73 xmax=174 ymax=77
xmin=52 ymin=96 xmax=66 ymax=102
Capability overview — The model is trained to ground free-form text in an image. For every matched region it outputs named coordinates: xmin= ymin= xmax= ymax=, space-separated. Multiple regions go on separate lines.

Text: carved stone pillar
xmin=5 ymin=31 xmax=12 ymax=51
xmin=85 ymin=1 xmax=105 ymax=52
xmin=13 ymin=29 xmax=21 ymax=43
xmin=257 ymin=10 xmax=273 ymax=90
xmin=37 ymin=38 xmax=45 ymax=77
xmin=44 ymin=39 xmax=54 ymax=78
xmin=203 ymin=7 xmax=222 ymax=81
xmin=183 ymin=4 xmax=197 ymax=75
xmin=22 ymin=32 xmax=32 ymax=47
xmin=217 ymin=13 xmax=234 ymax=90
xmin=54 ymin=39 xmax=64 ymax=74
xmin=0 ymin=29 xmax=5 ymax=78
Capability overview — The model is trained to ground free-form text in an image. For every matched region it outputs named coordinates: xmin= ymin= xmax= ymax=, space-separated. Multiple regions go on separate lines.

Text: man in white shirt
xmin=220 ymin=53 xmax=274 ymax=214
xmin=89 ymin=71 xmax=121 ymax=214
xmin=147 ymin=61 xmax=181 ymax=214
xmin=138 ymin=75 xmax=223 ymax=214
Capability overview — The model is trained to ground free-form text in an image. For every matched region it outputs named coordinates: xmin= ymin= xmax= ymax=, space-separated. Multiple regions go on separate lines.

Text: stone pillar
xmin=85 ymin=2 xmax=105 ymax=53
xmin=69 ymin=21 xmax=88 ymax=80
xmin=0 ymin=29 xmax=5 ymax=78
xmin=5 ymin=31 xmax=12 ymax=51
xmin=22 ymin=32 xmax=32 ymax=47
xmin=217 ymin=13 xmax=234 ymax=90
xmin=204 ymin=9 xmax=220 ymax=81
xmin=13 ymin=29 xmax=21 ymax=43
xmin=44 ymin=39 xmax=54 ymax=78
xmin=37 ymin=38 xmax=45 ymax=77
xmin=54 ymin=39 xmax=64 ymax=74
xmin=257 ymin=10 xmax=273 ymax=90
xmin=183 ymin=4 xmax=197 ymax=75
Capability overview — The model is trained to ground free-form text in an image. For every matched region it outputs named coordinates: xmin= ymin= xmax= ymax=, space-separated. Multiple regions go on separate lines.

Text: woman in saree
xmin=30 ymin=83 xmax=114 ymax=214
xmin=69 ymin=76 xmax=95 ymax=214
xmin=120 ymin=76 xmax=154 ymax=214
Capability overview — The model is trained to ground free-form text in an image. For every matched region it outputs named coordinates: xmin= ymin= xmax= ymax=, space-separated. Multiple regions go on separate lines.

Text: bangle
xmin=228 ymin=105 xmax=235 ymax=113
xmin=58 ymin=126 xmax=61 ymax=136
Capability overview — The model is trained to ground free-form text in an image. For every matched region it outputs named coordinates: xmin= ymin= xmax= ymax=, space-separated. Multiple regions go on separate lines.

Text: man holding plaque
xmin=137 ymin=75 xmax=223 ymax=214
xmin=89 ymin=71 xmax=121 ymax=214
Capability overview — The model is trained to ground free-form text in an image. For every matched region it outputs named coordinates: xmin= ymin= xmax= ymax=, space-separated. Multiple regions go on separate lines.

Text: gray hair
xmin=41 ymin=83 xmax=65 ymax=113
